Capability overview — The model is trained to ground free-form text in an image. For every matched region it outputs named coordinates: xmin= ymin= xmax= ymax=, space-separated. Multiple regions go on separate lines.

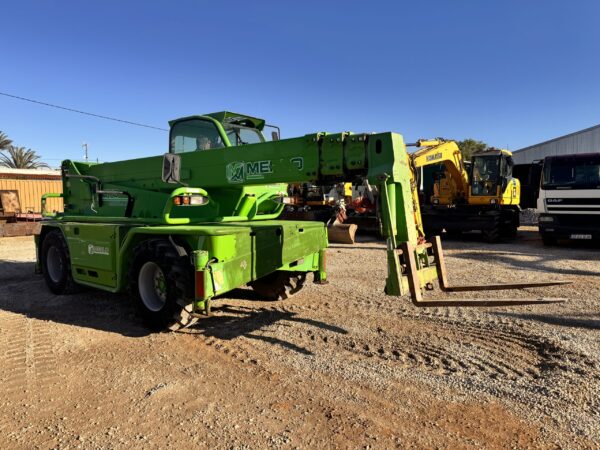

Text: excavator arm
xmin=409 ymin=139 xmax=470 ymax=203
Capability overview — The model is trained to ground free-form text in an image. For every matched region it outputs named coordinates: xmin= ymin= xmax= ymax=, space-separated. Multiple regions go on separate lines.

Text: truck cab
xmin=537 ymin=153 xmax=600 ymax=244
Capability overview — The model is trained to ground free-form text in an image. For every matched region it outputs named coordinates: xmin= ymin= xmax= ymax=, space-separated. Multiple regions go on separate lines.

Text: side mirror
xmin=271 ymin=131 xmax=280 ymax=141
xmin=162 ymin=153 xmax=181 ymax=184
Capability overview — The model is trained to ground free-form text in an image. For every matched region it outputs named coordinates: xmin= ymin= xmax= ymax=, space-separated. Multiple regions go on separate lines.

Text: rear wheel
xmin=500 ymin=211 xmax=519 ymax=239
xmin=500 ymin=222 xmax=518 ymax=239
xmin=482 ymin=224 xmax=500 ymax=243
xmin=249 ymin=271 xmax=307 ymax=301
xmin=41 ymin=229 xmax=77 ymax=295
xmin=541 ymin=234 xmax=557 ymax=246
xmin=443 ymin=229 xmax=463 ymax=239
xmin=129 ymin=240 xmax=196 ymax=331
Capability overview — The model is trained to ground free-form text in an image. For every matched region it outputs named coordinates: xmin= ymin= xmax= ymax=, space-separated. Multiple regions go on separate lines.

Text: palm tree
xmin=0 ymin=145 xmax=50 ymax=169
xmin=0 ymin=131 xmax=12 ymax=150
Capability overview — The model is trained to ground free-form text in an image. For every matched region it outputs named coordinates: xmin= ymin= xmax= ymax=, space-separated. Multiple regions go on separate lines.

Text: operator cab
xmin=168 ymin=111 xmax=267 ymax=154
xmin=470 ymin=149 xmax=514 ymax=196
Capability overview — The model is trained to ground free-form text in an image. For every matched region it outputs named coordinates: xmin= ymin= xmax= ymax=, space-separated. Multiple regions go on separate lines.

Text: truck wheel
xmin=500 ymin=223 xmax=518 ymax=239
xmin=129 ymin=240 xmax=196 ymax=331
xmin=482 ymin=225 xmax=500 ymax=243
xmin=541 ymin=234 xmax=557 ymax=246
xmin=249 ymin=271 xmax=307 ymax=301
xmin=41 ymin=229 xmax=77 ymax=295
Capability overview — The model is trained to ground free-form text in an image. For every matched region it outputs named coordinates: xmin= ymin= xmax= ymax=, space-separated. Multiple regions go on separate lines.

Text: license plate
xmin=570 ymin=234 xmax=592 ymax=240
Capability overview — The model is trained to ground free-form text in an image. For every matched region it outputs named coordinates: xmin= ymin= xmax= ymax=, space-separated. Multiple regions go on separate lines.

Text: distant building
xmin=0 ymin=168 xmax=63 ymax=215
xmin=512 ymin=123 xmax=600 ymax=165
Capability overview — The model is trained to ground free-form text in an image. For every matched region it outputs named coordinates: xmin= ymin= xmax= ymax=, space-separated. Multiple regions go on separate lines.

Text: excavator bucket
xmin=403 ymin=236 xmax=570 ymax=307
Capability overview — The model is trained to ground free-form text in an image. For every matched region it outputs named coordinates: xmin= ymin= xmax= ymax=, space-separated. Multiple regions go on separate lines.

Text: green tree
xmin=0 ymin=145 xmax=50 ymax=169
xmin=456 ymin=138 xmax=488 ymax=161
xmin=0 ymin=131 xmax=12 ymax=150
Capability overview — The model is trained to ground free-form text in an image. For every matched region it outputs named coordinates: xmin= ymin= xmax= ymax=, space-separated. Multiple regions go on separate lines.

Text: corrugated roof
xmin=0 ymin=168 xmax=60 ymax=176
xmin=514 ymin=122 xmax=600 ymax=153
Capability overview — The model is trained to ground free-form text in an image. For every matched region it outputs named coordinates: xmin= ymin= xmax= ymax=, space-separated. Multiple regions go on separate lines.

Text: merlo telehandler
xmin=410 ymin=139 xmax=520 ymax=241
xmin=36 ymin=112 xmax=566 ymax=331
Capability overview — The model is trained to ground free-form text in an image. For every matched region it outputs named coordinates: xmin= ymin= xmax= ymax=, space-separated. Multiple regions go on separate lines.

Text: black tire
xmin=541 ymin=234 xmax=557 ymax=246
xmin=482 ymin=224 xmax=500 ymax=243
xmin=500 ymin=212 xmax=519 ymax=239
xmin=41 ymin=229 xmax=77 ymax=295
xmin=500 ymin=223 xmax=518 ymax=239
xmin=443 ymin=229 xmax=463 ymax=239
xmin=128 ymin=239 xmax=196 ymax=331
xmin=249 ymin=271 xmax=307 ymax=301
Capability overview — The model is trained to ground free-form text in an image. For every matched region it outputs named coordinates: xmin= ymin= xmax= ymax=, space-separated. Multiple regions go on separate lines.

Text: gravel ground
xmin=0 ymin=228 xmax=598 ymax=449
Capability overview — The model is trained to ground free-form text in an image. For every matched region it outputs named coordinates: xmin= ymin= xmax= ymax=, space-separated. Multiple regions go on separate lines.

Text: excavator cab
xmin=469 ymin=149 xmax=518 ymax=206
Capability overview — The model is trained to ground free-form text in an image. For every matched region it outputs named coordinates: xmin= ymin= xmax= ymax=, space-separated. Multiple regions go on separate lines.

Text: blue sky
xmin=1 ymin=0 xmax=599 ymax=166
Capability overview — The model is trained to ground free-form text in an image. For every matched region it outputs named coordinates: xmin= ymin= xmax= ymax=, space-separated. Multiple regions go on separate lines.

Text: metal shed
xmin=512 ymin=123 xmax=600 ymax=164
xmin=0 ymin=168 xmax=63 ymax=215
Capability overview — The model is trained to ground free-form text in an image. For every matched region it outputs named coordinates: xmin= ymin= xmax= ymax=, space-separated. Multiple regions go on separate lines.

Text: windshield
xmin=224 ymin=123 xmax=264 ymax=146
xmin=470 ymin=155 xmax=501 ymax=196
xmin=542 ymin=154 xmax=600 ymax=189
xmin=170 ymin=119 xmax=226 ymax=153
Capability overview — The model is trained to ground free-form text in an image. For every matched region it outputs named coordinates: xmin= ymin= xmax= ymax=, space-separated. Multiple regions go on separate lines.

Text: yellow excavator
xmin=409 ymin=139 xmax=520 ymax=242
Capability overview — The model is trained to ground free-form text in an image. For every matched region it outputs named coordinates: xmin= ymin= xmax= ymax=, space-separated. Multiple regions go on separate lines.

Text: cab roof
xmin=472 ymin=148 xmax=513 ymax=157
xmin=169 ymin=111 xmax=266 ymax=131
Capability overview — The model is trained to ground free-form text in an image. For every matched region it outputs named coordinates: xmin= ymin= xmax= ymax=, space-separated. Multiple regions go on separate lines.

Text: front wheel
xmin=482 ymin=224 xmax=500 ymax=243
xmin=129 ymin=240 xmax=196 ymax=331
xmin=41 ymin=229 xmax=77 ymax=295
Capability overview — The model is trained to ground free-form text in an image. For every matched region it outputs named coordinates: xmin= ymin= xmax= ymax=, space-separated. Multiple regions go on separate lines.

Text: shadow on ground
xmin=0 ymin=262 xmax=348 ymax=355
xmin=186 ymin=300 xmax=348 ymax=356
xmin=449 ymin=250 xmax=600 ymax=277
xmin=0 ymin=264 xmax=151 ymax=337
xmin=494 ymin=312 xmax=600 ymax=330
xmin=0 ymin=260 xmax=39 ymax=283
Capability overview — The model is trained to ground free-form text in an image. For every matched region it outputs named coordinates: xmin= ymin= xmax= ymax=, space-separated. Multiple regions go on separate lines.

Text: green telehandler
xmin=36 ymin=112 xmax=567 ymax=331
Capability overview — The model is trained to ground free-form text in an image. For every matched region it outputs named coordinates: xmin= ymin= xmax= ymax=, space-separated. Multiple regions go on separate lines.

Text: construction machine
xmin=410 ymin=139 xmax=520 ymax=241
xmin=281 ymin=182 xmax=377 ymax=243
xmin=36 ymin=112 xmax=566 ymax=331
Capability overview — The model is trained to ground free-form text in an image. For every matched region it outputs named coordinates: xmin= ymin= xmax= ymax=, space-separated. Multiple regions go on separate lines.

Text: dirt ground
xmin=0 ymin=227 xmax=599 ymax=449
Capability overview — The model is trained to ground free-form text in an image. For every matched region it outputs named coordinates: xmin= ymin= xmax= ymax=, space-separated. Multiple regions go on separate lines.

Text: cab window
xmin=224 ymin=123 xmax=264 ymax=146
xmin=170 ymin=119 xmax=226 ymax=153
xmin=471 ymin=155 xmax=500 ymax=196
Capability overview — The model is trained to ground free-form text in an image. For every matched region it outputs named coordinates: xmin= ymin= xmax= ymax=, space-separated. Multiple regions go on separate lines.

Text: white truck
xmin=537 ymin=153 xmax=600 ymax=245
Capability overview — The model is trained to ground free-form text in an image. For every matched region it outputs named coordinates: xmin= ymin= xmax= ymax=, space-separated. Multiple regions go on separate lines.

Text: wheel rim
xmin=138 ymin=262 xmax=167 ymax=312
xmin=46 ymin=246 xmax=63 ymax=283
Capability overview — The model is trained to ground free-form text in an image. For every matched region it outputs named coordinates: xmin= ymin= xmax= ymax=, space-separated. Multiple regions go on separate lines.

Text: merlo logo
xmin=226 ymin=160 xmax=273 ymax=183
xmin=226 ymin=161 xmax=245 ymax=183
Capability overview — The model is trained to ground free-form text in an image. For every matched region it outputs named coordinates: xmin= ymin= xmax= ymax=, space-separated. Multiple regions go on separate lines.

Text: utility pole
xmin=82 ymin=142 xmax=89 ymax=162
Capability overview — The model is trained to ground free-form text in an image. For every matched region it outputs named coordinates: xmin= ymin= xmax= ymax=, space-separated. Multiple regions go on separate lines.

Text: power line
xmin=0 ymin=91 xmax=168 ymax=132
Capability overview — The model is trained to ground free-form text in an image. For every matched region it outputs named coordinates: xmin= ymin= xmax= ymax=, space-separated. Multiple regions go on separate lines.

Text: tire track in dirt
xmin=169 ymin=290 xmax=598 ymax=391
xmin=0 ymin=310 xmax=31 ymax=443
xmin=327 ymin=293 xmax=598 ymax=380
xmin=178 ymin=301 xmax=326 ymax=365
xmin=0 ymin=310 xmax=24 ymax=438
xmin=229 ymin=299 xmax=597 ymax=386
xmin=0 ymin=296 xmax=60 ymax=447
